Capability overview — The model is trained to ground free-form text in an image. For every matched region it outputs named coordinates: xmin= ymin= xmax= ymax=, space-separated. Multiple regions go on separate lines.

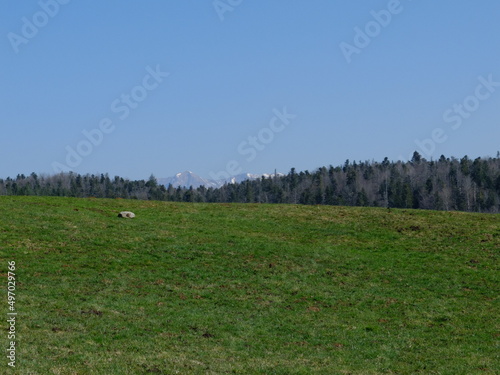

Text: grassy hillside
xmin=1 ymin=196 xmax=498 ymax=374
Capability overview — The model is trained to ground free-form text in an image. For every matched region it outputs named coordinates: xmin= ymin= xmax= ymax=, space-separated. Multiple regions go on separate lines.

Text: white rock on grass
xmin=118 ymin=211 xmax=136 ymax=218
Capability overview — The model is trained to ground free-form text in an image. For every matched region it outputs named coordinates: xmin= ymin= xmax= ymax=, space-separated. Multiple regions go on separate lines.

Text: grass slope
xmin=1 ymin=196 xmax=499 ymax=374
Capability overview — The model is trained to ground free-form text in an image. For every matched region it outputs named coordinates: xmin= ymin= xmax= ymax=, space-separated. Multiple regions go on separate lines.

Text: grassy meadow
xmin=0 ymin=196 xmax=498 ymax=374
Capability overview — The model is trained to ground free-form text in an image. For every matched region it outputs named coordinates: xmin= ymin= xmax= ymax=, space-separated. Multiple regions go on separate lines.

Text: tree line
xmin=1 ymin=152 xmax=500 ymax=213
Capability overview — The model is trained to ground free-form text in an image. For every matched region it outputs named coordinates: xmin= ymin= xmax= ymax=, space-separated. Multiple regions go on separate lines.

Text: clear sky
xmin=2 ymin=0 xmax=500 ymax=180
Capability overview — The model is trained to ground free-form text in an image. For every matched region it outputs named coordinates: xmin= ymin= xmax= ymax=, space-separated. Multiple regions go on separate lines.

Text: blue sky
xmin=1 ymin=1 xmax=500 ymax=180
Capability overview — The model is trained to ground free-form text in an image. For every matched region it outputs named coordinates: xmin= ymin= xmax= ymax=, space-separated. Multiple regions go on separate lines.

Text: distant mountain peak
xmin=157 ymin=171 xmax=282 ymax=189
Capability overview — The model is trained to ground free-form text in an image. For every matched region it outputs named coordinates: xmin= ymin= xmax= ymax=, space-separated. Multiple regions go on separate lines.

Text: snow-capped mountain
xmin=225 ymin=173 xmax=283 ymax=185
xmin=157 ymin=171 xmax=283 ymax=189
xmin=157 ymin=171 xmax=219 ymax=189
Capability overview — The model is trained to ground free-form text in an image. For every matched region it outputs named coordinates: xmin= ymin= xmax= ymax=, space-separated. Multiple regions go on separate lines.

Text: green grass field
xmin=1 ymin=196 xmax=498 ymax=374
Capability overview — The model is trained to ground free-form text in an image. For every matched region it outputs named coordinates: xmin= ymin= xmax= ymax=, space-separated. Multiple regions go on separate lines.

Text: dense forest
xmin=2 ymin=152 xmax=500 ymax=213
